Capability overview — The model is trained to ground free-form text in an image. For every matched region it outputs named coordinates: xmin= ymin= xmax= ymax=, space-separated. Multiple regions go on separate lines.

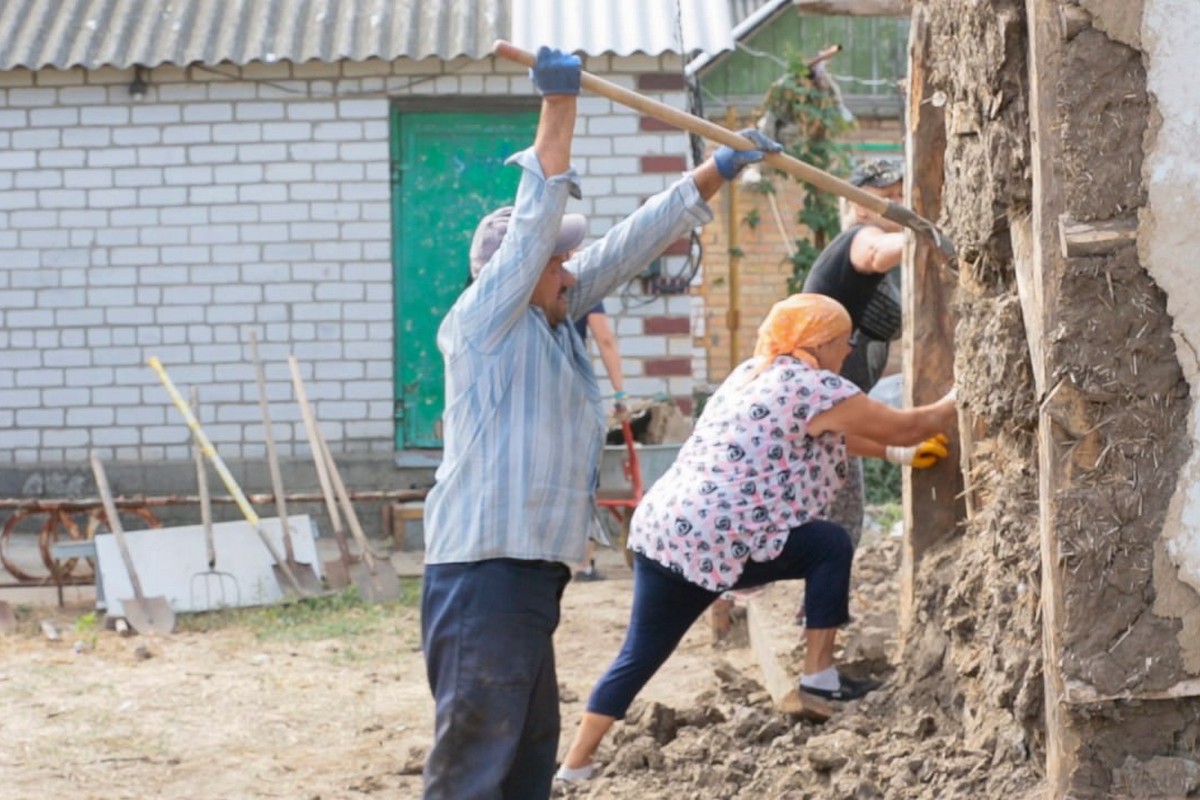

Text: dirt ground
xmin=1 ymin=514 xmax=1046 ymax=800
xmin=0 ymin=515 xmax=986 ymax=800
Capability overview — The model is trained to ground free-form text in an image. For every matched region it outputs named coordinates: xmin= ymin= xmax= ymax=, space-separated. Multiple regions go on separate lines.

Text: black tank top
xmin=802 ymin=226 xmax=901 ymax=342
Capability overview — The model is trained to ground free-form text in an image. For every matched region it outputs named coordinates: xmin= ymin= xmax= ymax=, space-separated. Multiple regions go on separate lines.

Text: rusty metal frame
xmin=0 ymin=489 xmax=428 ymax=604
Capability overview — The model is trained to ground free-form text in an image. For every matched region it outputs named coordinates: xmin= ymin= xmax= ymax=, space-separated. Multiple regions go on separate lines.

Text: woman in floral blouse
xmin=556 ymin=293 xmax=956 ymax=782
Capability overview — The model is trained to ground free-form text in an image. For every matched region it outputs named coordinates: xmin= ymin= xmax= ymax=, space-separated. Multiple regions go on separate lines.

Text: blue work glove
xmin=530 ymin=46 xmax=581 ymax=96
xmin=713 ymin=129 xmax=782 ymax=180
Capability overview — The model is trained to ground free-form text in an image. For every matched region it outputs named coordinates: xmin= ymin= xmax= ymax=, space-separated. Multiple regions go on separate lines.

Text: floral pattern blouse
xmin=628 ymin=355 xmax=860 ymax=592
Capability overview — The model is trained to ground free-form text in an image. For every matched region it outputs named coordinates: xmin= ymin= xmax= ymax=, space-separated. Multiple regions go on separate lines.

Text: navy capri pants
xmin=588 ymin=519 xmax=853 ymax=719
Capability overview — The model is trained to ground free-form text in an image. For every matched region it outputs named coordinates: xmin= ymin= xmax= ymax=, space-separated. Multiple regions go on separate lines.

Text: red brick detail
xmin=637 ymin=73 xmax=686 ymax=91
xmin=662 ymin=237 xmax=691 ymax=256
xmin=644 ymin=316 xmax=691 ymax=335
xmin=640 ymin=115 xmax=676 ymax=132
xmin=674 ymin=396 xmax=694 ymax=417
xmin=644 ymin=357 xmax=692 ymax=377
xmin=641 ymin=155 xmax=687 ymax=174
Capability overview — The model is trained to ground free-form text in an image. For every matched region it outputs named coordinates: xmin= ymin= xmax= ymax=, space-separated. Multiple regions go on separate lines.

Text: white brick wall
xmin=1 ymin=54 xmax=699 ymax=465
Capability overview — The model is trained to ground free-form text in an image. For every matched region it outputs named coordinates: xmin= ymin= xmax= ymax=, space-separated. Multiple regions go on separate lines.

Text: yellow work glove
xmin=885 ymin=434 xmax=950 ymax=469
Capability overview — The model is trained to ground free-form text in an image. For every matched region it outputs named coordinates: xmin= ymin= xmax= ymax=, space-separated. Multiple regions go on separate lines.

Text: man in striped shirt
xmin=419 ymin=45 xmax=780 ymax=799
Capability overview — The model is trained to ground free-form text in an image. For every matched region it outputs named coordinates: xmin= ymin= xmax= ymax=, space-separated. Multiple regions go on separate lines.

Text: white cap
xmin=469 ymin=206 xmax=588 ymax=278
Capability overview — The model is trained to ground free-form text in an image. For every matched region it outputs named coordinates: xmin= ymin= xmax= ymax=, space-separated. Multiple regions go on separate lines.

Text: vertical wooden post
xmin=899 ymin=6 xmax=965 ymax=632
xmin=1026 ymin=0 xmax=1069 ymax=791
xmin=725 ymin=106 xmax=742 ymax=371
xmin=709 ymin=109 xmax=743 ymax=637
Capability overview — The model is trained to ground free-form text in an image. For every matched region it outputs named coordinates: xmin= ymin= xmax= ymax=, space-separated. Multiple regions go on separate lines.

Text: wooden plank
xmin=1010 ymin=211 xmax=1046 ymax=396
xmin=1063 ymin=678 xmax=1200 ymax=704
xmin=745 ymin=591 xmax=834 ymax=721
xmin=793 ymin=0 xmax=911 ymax=16
xmin=1058 ymin=214 xmax=1138 ymax=257
xmin=1026 ymin=0 xmax=1071 ymax=793
xmin=745 ymin=591 xmax=794 ymax=704
xmin=899 ymin=5 xmax=965 ymax=632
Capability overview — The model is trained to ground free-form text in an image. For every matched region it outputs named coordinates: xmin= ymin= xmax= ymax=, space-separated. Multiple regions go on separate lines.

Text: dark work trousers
xmin=589 ymin=519 xmax=853 ymax=719
xmin=421 ymin=558 xmax=571 ymax=800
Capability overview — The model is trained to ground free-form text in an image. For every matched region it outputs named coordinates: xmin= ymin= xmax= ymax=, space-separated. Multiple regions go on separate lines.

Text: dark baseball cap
xmin=468 ymin=206 xmax=588 ymax=278
xmin=849 ymin=158 xmax=905 ymax=188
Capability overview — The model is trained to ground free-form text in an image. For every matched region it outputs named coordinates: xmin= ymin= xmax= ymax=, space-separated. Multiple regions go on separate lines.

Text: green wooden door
xmin=391 ymin=108 xmax=538 ymax=449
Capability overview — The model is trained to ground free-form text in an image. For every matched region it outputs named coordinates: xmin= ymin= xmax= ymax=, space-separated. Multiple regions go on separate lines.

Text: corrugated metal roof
xmin=511 ymin=0 xmax=733 ymax=58
xmin=686 ymin=0 xmax=790 ymax=75
xmin=0 ymin=0 xmax=509 ymax=71
xmin=727 ymin=0 xmax=773 ymax=26
xmin=0 ymin=0 xmax=734 ymax=72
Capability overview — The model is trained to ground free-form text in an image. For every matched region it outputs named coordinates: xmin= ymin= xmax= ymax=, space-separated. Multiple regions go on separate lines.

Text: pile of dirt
xmin=557 ymin=535 xmax=1042 ymax=800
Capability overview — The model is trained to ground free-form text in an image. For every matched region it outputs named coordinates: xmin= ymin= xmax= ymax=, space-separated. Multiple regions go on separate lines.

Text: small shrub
xmin=863 ymin=458 xmax=901 ymax=505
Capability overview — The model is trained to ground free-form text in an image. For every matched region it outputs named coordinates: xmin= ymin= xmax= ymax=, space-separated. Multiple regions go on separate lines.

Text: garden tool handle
xmin=248 ymin=331 xmax=297 ymax=560
xmin=492 ymin=40 xmax=955 ymax=260
xmin=189 ymin=387 xmax=217 ymax=569
xmin=148 ymin=356 xmax=305 ymax=594
xmin=148 ymin=357 xmax=261 ymax=528
xmin=89 ymin=454 xmax=148 ymax=600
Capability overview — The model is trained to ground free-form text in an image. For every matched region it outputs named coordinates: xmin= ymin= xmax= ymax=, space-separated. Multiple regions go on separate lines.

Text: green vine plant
xmin=751 ymin=51 xmax=855 ymax=291
xmin=743 ymin=207 xmax=761 ymax=231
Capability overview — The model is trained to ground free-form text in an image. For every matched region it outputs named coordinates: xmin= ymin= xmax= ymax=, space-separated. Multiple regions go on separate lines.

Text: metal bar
xmin=0 ymin=489 xmax=429 ymax=512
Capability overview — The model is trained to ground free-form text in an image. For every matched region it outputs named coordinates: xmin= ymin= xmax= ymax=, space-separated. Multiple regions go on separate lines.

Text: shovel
xmin=288 ymin=356 xmax=401 ymax=602
xmin=286 ymin=356 xmax=356 ymax=590
xmin=188 ymin=388 xmax=240 ymax=610
xmin=148 ymin=356 xmax=311 ymax=598
xmin=90 ymin=455 xmax=176 ymax=634
xmin=248 ymin=332 xmax=323 ymax=595
xmin=492 ymin=40 xmax=956 ymax=261
xmin=318 ymin=429 xmax=402 ymax=603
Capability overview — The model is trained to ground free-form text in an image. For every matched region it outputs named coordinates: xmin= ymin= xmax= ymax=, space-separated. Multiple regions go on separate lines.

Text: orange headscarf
xmin=750 ymin=293 xmax=851 ymax=378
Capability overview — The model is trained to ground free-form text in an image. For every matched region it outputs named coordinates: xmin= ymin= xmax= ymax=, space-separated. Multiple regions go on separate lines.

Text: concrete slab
xmin=94 ymin=515 xmax=320 ymax=616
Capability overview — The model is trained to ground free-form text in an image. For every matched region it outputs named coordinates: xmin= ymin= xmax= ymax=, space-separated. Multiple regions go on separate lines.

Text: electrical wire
xmin=735 ymin=41 xmax=789 ymax=69
xmin=734 ymin=41 xmax=901 ymax=90
xmin=616 ymin=0 xmax=705 ymax=313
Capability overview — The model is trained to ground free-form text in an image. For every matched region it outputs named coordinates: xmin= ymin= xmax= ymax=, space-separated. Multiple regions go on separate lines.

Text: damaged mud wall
xmin=905 ymin=0 xmax=1200 ymax=797
xmin=1142 ymin=0 xmax=1200 ymax=673
xmin=901 ymin=1 xmax=1045 ymax=794
xmin=1028 ymin=0 xmax=1200 ymax=797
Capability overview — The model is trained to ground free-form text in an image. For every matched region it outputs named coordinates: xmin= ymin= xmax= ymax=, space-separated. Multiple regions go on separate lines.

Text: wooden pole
xmin=1026 ymin=0 xmax=1070 ymax=791
xmin=715 ymin=112 xmax=742 ymax=633
xmin=491 ymin=40 xmax=955 ymax=258
xmin=725 ymin=106 xmax=742 ymax=374
xmin=899 ymin=5 xmax=964 ymax=633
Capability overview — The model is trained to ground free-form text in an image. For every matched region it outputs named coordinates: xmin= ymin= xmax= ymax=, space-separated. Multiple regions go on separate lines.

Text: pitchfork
xmin=188 ymin=388 xmax=240 ymax=610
